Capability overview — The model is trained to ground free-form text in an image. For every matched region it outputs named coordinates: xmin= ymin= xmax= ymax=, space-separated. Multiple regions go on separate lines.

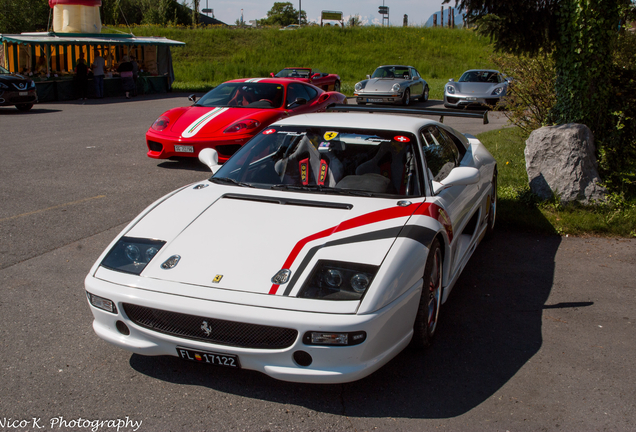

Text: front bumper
xmin=354 ymin=92 xmax=403 ymax=105
xmin=0 ymin=89 xmax=38 ymax=106
xmin=145 ymin=130 xmax=251 ymax=162
xmin=444 ymin=94 xmax=502 ymax=108
xmin=85 ymin=273 xmax=422 ymax=384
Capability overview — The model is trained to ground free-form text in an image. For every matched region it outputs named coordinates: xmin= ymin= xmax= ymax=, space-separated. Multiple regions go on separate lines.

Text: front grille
xmin=8 ymin=95 xmax=37 ymax=103
xmin=147 ymin=140 xmax=163 ymax=152
xmin=122 ymin=303 xmax=298 ymax=349
xmin=446 ymin=96 xmax=459 ymax=104
xmin=485 ymin=98 xmax=500 ymax=106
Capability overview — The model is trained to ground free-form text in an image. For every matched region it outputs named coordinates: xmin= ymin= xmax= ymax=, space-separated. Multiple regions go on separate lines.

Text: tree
xmin=449 ymin=0 xmax=635 ymax=193
xmin=0 ymin=0 xmax=50 ymax=33
xmin=260 ymin=2 xmax=307 ymax=26
xmin=348 ymin=14 xmax=362 ymax=27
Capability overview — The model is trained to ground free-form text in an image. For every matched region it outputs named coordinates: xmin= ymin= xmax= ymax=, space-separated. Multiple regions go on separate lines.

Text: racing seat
xmin=356 ymin=142 xmax=411 ymax=194
xmin=228 ymin=87 xmax=256 ymax=106
xmin=275 ymin=137 xmax=326 ymax=185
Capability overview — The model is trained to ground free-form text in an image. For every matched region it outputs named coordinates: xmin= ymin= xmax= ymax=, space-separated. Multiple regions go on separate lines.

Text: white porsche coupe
xmin=85 ymin=106 xmax=497 ymax=384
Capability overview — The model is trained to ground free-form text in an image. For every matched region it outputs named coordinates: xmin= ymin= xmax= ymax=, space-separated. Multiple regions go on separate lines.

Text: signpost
xmin=321 ymin=10 xmax=344 ymax=27
xmin=378 ymin=4 xmax=389 ymax=27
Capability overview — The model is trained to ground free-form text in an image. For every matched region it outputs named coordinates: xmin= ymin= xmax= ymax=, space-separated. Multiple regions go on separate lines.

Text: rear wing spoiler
xmin=326 ymin=104 xmax=489 ymax=125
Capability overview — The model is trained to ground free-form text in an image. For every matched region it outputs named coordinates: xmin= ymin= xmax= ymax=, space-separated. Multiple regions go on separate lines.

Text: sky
xmin=201 ymin=0 xmax=459 ymax=27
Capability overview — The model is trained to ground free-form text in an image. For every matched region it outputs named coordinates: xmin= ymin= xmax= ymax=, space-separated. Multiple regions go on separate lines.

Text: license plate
xmin=466 ymin=97 xmax=477 ymax=101
xmin=19 ymin=91 xmax=28 ymax=96
xmin=368 ymin=98 xmax=384 ymax=102
xmin=174 ymin=145 xmax=194 ymax=153
xmin=177 ymin=347 xmax=240 ymax=368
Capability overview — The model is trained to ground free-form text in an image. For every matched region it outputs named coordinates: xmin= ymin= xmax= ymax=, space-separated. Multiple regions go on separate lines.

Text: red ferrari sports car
xmin=271 ymin=68 xmax=341 ymax=92
xmin=146 ymin=78 xmax=347 ymax=162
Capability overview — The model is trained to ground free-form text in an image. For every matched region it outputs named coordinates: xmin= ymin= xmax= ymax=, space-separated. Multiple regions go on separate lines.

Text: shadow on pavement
xmin=129 ymin=228 xmax=562 ymax=418
xmin=0 ymin=107 xmax=62 ymax=115
xmin=156 ymin=157 xmax=211 ymax=173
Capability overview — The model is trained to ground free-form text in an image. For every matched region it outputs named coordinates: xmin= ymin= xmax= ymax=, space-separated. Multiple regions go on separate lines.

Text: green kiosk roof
xmin=0 ymin=32 xmax=185 ymax=46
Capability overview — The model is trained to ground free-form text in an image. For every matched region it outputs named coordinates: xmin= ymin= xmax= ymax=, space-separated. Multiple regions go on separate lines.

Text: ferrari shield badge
xmin=212 ymin=274 xmax=223 ymax=283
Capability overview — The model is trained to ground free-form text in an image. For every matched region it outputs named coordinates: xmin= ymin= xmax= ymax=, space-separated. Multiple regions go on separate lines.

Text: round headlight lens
xmin=145 ymin=246 xmax=159 ymax=261
xmin=446 ymin=86 xmax=455 ymax=94
xmin=124 ymin=244 xmax=141 ymax=262
xmin=492 ymin=87 xmax=503 ymax=95
xmin=350 ymin=273 xmax=371 ymax=293
xmin=354 ymin=82 xmax=362 ymax=91
xmin=392 ymin=83 xmax=401 ymax=92
xmin=324 ymin=269 xmax=343 ymax=287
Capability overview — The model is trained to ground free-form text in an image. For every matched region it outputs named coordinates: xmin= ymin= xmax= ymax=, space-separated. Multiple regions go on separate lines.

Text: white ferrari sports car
xmin=85 ymin=106 xmax=497 ymax=384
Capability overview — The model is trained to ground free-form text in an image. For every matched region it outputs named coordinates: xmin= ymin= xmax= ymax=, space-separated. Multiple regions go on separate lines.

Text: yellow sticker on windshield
xmin=323 ymin=131 xmax=339 ymax=141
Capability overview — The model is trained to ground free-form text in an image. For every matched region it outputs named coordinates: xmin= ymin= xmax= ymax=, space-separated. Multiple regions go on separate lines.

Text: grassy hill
xmin=126 ymin=25 xmax=495 ymax=98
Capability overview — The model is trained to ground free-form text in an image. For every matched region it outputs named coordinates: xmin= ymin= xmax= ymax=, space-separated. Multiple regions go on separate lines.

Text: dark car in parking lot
xmin=0 ymin=66 xmax=38 ymax=111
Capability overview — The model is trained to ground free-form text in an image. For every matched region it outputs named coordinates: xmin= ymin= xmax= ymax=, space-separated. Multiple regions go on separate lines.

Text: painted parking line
xmin=0 ymin=195 xmax=106 ymax=223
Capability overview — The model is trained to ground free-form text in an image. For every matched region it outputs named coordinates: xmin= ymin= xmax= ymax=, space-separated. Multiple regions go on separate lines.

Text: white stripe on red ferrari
xmin=181 ymin=107 xmax=229 ymax=138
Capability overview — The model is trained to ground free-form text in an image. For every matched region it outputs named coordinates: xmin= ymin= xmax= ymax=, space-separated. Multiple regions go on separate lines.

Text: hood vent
xmin=223 ymin=193 xmax=352 ymax=210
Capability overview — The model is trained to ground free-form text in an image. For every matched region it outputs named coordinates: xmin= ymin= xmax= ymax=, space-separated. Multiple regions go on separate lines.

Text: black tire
xmin=422 ymin=86 xmax=429 ymax=102
xmin=484 ymin=172 xmax=497 ymax=239
xmin=334 ymin=80 xmax=341 ymax=92
xmin=16 ymin=103 xmax=33 ymax=111
xmin=402 ymin=88 xmax=411 ymax=106
xmin=411 ymin=238 xmax=443 ymax=349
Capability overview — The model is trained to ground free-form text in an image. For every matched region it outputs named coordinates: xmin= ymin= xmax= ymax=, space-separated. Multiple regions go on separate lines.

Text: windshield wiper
xmin=210 ymin=177 xmax=255 ymax=188
xmin=270 ymin=184 xmax=374 ymax=197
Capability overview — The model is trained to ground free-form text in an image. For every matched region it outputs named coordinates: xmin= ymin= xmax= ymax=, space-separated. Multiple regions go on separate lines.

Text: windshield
xmin=213 ymin=126 xmax=422 ymax=197
xmin=459 ymin=71 xmax=501 ymax=83
xmin=195 ymin=82 xmax=285 ymax=109
xmin=275 ymin=69 xmax=311 ymax=78
xmin=371 ymin=66 xmax=410 ymax=79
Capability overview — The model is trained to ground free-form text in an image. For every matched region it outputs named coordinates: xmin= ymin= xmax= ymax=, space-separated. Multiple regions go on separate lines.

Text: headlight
xmin=491 ymin=87 xmax=504 ymax=95
xmin=100 ymin=237 xmax=166 ymax=275
xmin=446 ymin=85 xmax=455 ymax=94
xmin=297 ymin=260 xmax=379 ymax=300
xmin=392 ymin=83 xmax=401 ymax=92
xmin=354 ymin=82 xmax=363 ymax=91
xmin=224 ymin=119 xmax=260 ymax=134
xmin=0 ymin=82 xmax=8 ymax=89
xmin=151 ymin=115 xmax=170 ymax=131
xmin=29 ymin=81 xmax=36 ymax=89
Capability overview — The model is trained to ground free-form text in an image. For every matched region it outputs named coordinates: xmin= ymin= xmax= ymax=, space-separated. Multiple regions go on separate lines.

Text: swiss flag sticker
xmin=394 ymin=136 xmax=410 ymax=142
xmin=263 ymin=128 xmax=276 ymax=135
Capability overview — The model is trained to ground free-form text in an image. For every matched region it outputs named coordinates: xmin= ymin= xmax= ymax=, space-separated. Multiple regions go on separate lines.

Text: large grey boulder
xmin=525 ymin=123 xmax=607 ymax=204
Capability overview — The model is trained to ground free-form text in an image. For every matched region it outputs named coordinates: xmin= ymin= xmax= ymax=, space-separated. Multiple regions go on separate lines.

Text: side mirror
xmin=198 ymin=148 xmax=221 ymax=173
xmin=448 ymin=78 xmax=455 ymax=82
xmin=432 ymin=167 xmax=480 ymax=194
xmin=188 ymin=94 xmax=198 ymax=102
xmin=270 ymin=72 xmax=275 ymax=78
xmin=412 ymin=76 xmax=418 ymax=81
xmin=286 ymin=97 xmax=307 ymax=109
xmin=366 ymin=74 xmax=371 ymax=79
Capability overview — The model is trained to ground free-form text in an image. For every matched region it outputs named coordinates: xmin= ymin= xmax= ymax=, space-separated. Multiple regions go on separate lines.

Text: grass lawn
xmin=477 ymin=127 xmax=636 ymax=237
xmin=118 ymin=25 xmax=494 ymax=98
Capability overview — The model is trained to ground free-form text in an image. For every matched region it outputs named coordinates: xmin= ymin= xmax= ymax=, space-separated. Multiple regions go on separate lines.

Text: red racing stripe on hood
xmin=269 ymin=202 xmax=432 ymax=295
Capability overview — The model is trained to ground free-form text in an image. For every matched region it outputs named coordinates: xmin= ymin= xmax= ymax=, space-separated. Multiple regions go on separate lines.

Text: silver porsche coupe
xmin=354 ymin=65 xmax=429 ymax=106
xmin=444 ymin=69 xmax=510 ymax=109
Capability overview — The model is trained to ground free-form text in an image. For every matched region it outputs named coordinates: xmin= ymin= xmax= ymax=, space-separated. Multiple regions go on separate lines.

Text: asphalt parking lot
xmin=1 ymin=94 xmax=635 ymax=432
